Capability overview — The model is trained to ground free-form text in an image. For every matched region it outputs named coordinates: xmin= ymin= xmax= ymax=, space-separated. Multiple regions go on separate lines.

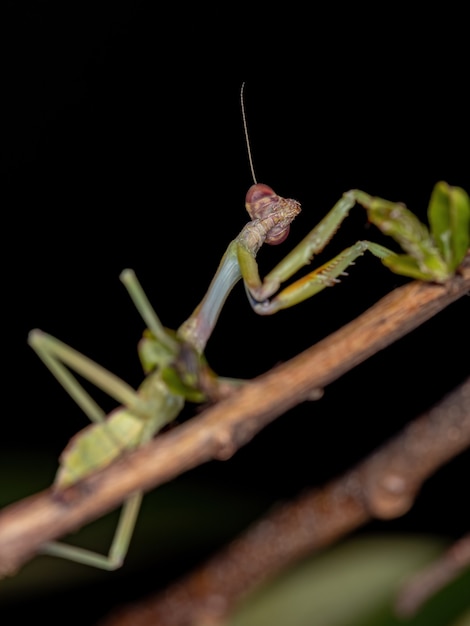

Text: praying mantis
xmin=28 ymin=85 xmax=470 ymax=571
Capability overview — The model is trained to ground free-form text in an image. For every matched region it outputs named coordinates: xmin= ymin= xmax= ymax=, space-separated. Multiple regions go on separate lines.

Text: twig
xmin=395 ymin=532 xmax=470 ymax=617
xmin=98 ymin=376 xmax=470 ymax=626
xmin=0 ymin=255 xmax=468 ymax=579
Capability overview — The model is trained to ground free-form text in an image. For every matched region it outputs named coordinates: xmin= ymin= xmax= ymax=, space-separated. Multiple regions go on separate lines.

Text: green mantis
xmin=28 ymin=89 xmax=470 ymax=571
xmin=178 ymin=179 xmax=469 ymax=353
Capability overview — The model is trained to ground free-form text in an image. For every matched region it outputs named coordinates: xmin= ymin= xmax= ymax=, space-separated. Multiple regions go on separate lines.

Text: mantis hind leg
xmin=39 ymin=491 xmax=143 ymax=570
xmin=28 ymin=329 xmax=141 ymax=423
xmin=28 ymin=326 xmax=144 ymax=569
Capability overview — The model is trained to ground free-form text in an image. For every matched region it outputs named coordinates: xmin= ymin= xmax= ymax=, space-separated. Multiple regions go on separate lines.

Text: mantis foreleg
xmin=241 ymin=238 xmax=393 ymax=314
xmin=238 ymin=190 xmax=397 ymax=314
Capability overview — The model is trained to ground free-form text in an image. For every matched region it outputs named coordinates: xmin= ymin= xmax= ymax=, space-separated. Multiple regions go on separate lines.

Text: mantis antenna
xmin=240 ymin=82 xmax=258 ymax=185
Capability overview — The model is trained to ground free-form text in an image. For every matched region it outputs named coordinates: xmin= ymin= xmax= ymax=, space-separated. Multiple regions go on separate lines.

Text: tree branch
xmin=0 ymin=254 xmax=468 ymax=579
xmin=395 ymin=532 xmax=470 ymax=617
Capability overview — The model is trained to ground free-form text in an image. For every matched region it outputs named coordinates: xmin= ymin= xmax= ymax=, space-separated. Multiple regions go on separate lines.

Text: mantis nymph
xmin=29 ymin=84 xmax=470 ymax=570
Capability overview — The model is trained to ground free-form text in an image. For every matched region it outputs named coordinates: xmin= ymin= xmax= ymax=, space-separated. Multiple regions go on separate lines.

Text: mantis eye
xmin=245 ymin=183 xmax=277 ymax=218
xmin=265 ymin=225 xmax=291 ymax=245
xmin=245 ymin=183 xmax=291 ymax=245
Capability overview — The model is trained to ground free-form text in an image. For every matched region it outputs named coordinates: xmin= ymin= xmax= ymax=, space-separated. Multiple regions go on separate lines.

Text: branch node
xmin=365 ymin=471 xmax=416 ymax=519
xmin=213 ymin=428 xmax=238 ymax=461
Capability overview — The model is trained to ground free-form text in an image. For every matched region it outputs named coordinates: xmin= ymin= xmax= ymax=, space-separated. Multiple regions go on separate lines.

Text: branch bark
xmin=0 ymin=255 xmax=468 ymax=579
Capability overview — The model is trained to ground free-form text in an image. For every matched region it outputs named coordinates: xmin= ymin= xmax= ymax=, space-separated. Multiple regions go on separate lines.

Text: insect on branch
xmin=0 ymin=252 xmax=468 ymax=579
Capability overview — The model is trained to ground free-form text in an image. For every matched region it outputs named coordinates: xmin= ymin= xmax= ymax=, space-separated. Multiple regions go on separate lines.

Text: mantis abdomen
xmin=55 ymin=409 xmax=145 ymax=489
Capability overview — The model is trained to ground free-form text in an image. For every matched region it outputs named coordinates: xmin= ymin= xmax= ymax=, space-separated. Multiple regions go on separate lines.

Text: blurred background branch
xmin=99 ymin=376 xmax=470 ymax=626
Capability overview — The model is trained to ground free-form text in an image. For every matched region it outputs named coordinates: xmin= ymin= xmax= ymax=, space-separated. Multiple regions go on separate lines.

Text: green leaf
xmin=428 ymin=182 xmax=470 ymax=272
xmin=227 ymin=536 xmax=450 ymax=626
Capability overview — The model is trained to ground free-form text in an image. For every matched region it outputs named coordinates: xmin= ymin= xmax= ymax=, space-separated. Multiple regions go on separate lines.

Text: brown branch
xmin=395 ymin=532 xmax=470 ymax=617
xmin=0 ymin=255 xmax=468 ymax=579
xmin=100 ymin=376 xmax=470 ymax=626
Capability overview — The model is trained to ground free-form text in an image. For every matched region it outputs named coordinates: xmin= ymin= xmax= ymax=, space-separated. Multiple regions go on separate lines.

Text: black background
xmin=2 ymin=3 xmax=469 ymax=624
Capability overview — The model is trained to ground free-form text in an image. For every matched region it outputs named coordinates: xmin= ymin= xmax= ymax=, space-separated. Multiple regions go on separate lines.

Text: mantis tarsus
xmin=28 ymin=85 xmax=470 ymax=570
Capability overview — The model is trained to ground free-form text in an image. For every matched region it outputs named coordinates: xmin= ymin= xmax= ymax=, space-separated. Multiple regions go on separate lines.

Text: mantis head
xmin=245 ymin=183 xmax=301 ymax=245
